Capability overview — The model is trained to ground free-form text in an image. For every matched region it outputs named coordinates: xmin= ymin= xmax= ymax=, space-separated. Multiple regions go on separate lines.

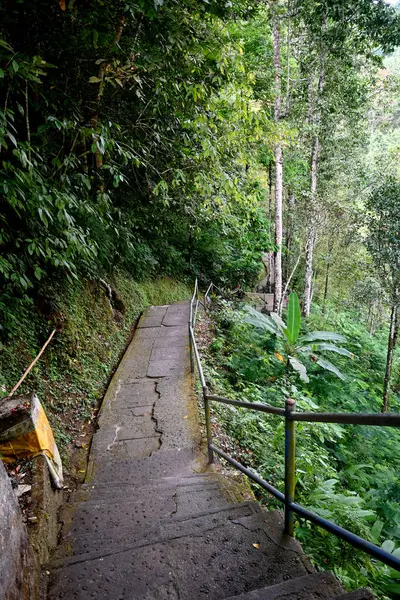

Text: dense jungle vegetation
xmin=1 ymin=0 xmax=400 ymax=596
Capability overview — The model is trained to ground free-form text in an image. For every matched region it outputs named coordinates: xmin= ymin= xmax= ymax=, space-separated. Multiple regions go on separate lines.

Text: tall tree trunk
xmin=284 ymin=191 xmax=295 ymax=283
xmin=303 ymin=67 xmax=324 ymax=317
xmin=303 ymin=132 xmax=319 ymax=317
xmin=303 ymin=10 xmax=325 ymax=318
xmin=272 ymin=15 xmax=283 ymax=314
xmin=382 ymin=303 xmax=398 ymax=412
xmin=322 ymin=258 xmax=330 ymax=317
xmin=322 ymin=237 xmax=333 ymax=317
xmin=267 ymin=161 xmax=274 ymax=293
xmin=285 ymin=0 xmax=291 ymax=116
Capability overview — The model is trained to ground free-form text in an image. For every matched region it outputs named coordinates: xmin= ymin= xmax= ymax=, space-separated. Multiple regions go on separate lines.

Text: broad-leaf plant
xmin=244 ymin=292 xmax=353 ymax=383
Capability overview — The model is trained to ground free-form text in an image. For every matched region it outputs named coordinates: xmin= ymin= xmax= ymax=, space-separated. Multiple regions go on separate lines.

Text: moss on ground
xmin=0 ymin=273 xmax=190 ymax=458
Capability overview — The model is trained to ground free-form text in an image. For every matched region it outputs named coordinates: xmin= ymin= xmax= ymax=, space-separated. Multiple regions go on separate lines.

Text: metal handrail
xmin=188 ymin=280 xmax=400 ymax=573
xmin=206 ymin=393 xmax=400 ymax=427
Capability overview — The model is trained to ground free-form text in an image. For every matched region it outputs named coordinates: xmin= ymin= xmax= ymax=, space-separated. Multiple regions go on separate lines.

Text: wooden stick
xmin=8 ymin=328 xmax=58 ymax=397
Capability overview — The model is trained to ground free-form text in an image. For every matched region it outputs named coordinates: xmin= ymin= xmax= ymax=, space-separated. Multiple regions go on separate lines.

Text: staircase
xmin=46 ymin=302 xmax=375 ymax=600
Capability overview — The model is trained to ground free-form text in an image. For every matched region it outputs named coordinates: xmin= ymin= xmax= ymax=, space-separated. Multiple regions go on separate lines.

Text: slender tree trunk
xmin=369 ymin=307 xmax=376 ymax=336
xmin=268 ymin=161 xmax=273 ymax=220
xmin=279 ymin=252 xmax=301 ymax=314
xmin=303 ymin=136 xmax=317 ymax=319
xmin=310 ymin=268 xmax=317 ymax=305
xmin=267 ymin=161 xmax=274 ymax=293
xmin=272 ymin=15 xmax=283 ymax=314
xmin=303 ymin=69 xmax=324 ymax=317
xmin=284 ymin=191 xmax=295 ymax=282
xmin=25 ymin=82 xmax=31 ymax=165
xmin=382 ymin=303 xmax=398 ymax=412
xmin=322 ymin=237 xmax=333 ymax=317
xmin=303 ymin=9 xmax=325 ymax=317
xmin=285 ymin=1 xmax=291 ymax=116
xmin=322 ymin=260 xmax=330 ymax=317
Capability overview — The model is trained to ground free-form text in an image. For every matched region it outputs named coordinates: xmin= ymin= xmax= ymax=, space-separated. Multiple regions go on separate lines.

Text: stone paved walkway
xmin=47 ymin=302 xmax=374 ymax=600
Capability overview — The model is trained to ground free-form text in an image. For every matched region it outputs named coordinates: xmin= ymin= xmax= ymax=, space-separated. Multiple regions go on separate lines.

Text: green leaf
xmin=89 ymin=76 xmax=103 ymax=83
xmin=298 ymin=331 xmax=347 ymax=344
xmin=6 ymin=131 xmax=17 ymax=146
xmin=314 ymin=357 xmax=345 ymax=380
xmin=288 ymin=356 xmax=309 ymax=383
xmin=370 ymin=520 xmax=384 ymax=543
xmin=243 ymin=306 xmax=281 ymax=336
xmin=0 ymin=39 xmax=13 ymax=51
xmin=269 ymin=311 xmax=286 ymax=332
xmin=286 ymin=292 xmax=301 ymax=344
xmin=301 ymin=343 xmax=354 ymax=358
xmin=382 ymin=540 xmax=396 ymax=554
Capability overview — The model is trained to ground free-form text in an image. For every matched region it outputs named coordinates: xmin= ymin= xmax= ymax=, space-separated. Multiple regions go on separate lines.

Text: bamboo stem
xmin=8 ymin=328 xmax=58 ymax=398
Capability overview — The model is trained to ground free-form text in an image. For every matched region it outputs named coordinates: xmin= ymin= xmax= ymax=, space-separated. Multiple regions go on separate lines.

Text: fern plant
xmin=244 ymin=292 xmax=353 ymax=383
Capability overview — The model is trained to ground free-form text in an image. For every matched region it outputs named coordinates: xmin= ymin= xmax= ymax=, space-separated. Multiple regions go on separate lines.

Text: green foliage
xmin=201 ymin=301 xmax=400 ymax=598
xmin=0 ymin=274 xmax=190 ymax=454
xmin=0 ymin=0 xmax=273 ymax=335
xmin=366 ymin=178 xmax=400 ymax=303
xmin=243 ymin=293 xmax=352 ymax=384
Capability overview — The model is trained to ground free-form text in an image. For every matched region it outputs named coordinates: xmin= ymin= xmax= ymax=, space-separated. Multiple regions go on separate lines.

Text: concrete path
xmin=47 ymin=302 xmax=374 ymax=600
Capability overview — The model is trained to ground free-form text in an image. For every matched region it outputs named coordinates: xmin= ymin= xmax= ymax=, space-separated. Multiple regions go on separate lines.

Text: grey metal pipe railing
xmin=206 ymin=393 xmax=400 ymax=426
xmin=210 ymin=444 xmax=285 ymax=502
xmin=189 ymin=326 xmax=206 ymax=389
xmin=206 ymin=394 xmax=285 ymax=416
xmin=188 ymin=280 xmax=400 ymax=572
xmin=290 ymin=411 xmax=400 ymax=427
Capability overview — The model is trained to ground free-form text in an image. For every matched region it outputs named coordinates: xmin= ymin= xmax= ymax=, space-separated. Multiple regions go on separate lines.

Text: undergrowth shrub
xmin=201 ymin=300 xmax=400 ymax=598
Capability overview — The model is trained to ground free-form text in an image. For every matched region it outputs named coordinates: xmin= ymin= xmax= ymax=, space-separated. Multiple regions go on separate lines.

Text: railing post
xmin=204 ymin=386 xmax=214 ymax=464
xmin=284 ymin=397 xmax=296 ymax=536
xmin=189 ymin=320 xmax=194 ymax=373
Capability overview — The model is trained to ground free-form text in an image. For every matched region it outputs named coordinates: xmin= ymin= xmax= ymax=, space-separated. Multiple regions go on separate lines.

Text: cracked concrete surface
xmin=46 ymin=302 xmax=373 ymax=600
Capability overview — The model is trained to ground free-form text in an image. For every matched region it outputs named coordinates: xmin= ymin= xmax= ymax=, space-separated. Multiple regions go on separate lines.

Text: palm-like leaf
xmin=298 ymin=331 xmax=347 ymax=344
xmin=286 ymin=292 xmax=301 ymax=344
xmin=243 ymin=306 xmax=282 ymax=336
xmin=300 ymin=343 xmax=354 ymax=358
xmin=311 ymin=355 xmax=346 ymax=380
xmin=243 ymin=302 xmax=351 ymax=384
xmin=269 ymin=311 xmax=286 ymax=333
xmin=288 ymin=356 xmax=309 ymax=383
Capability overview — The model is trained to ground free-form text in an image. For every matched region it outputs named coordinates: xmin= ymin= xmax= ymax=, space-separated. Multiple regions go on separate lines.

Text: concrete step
xmin=224 ymin=571 xmax=343 ymax=599
xmin=73 ymin=472 xmax=224 ymax=503
xmin=87 ymin=446 xmax=201 ymax=485
xmin=59 ymin=483 xmax=233 ymax=539
xmin=52 ymin=501 xmax=262 ymax=565
xmin=48 ymin=505 xmax=313 ymax=600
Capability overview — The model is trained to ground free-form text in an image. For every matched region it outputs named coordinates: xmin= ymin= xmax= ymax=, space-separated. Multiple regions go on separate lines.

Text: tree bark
xmin=284 ymin=191 xmax=295 ymax=282
xmin=322 ymin=237 xmax=333 ymax=317
xmin=272 ymin=14 xmax=283 ymax=314
xmin=303 ymin=132 xmax=319 ymax=317
xmin=382 ymin=303 xmax=398 ymax=412
xmin=322 ymin=258 xmax=330 ymax=317
xmin=303 ymin=10 xmax=325 ymax=317
xmin=303 ymin=67 xmax=324 ymax=317
xmin=267 ymin=161 xmax=274 ymax=293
